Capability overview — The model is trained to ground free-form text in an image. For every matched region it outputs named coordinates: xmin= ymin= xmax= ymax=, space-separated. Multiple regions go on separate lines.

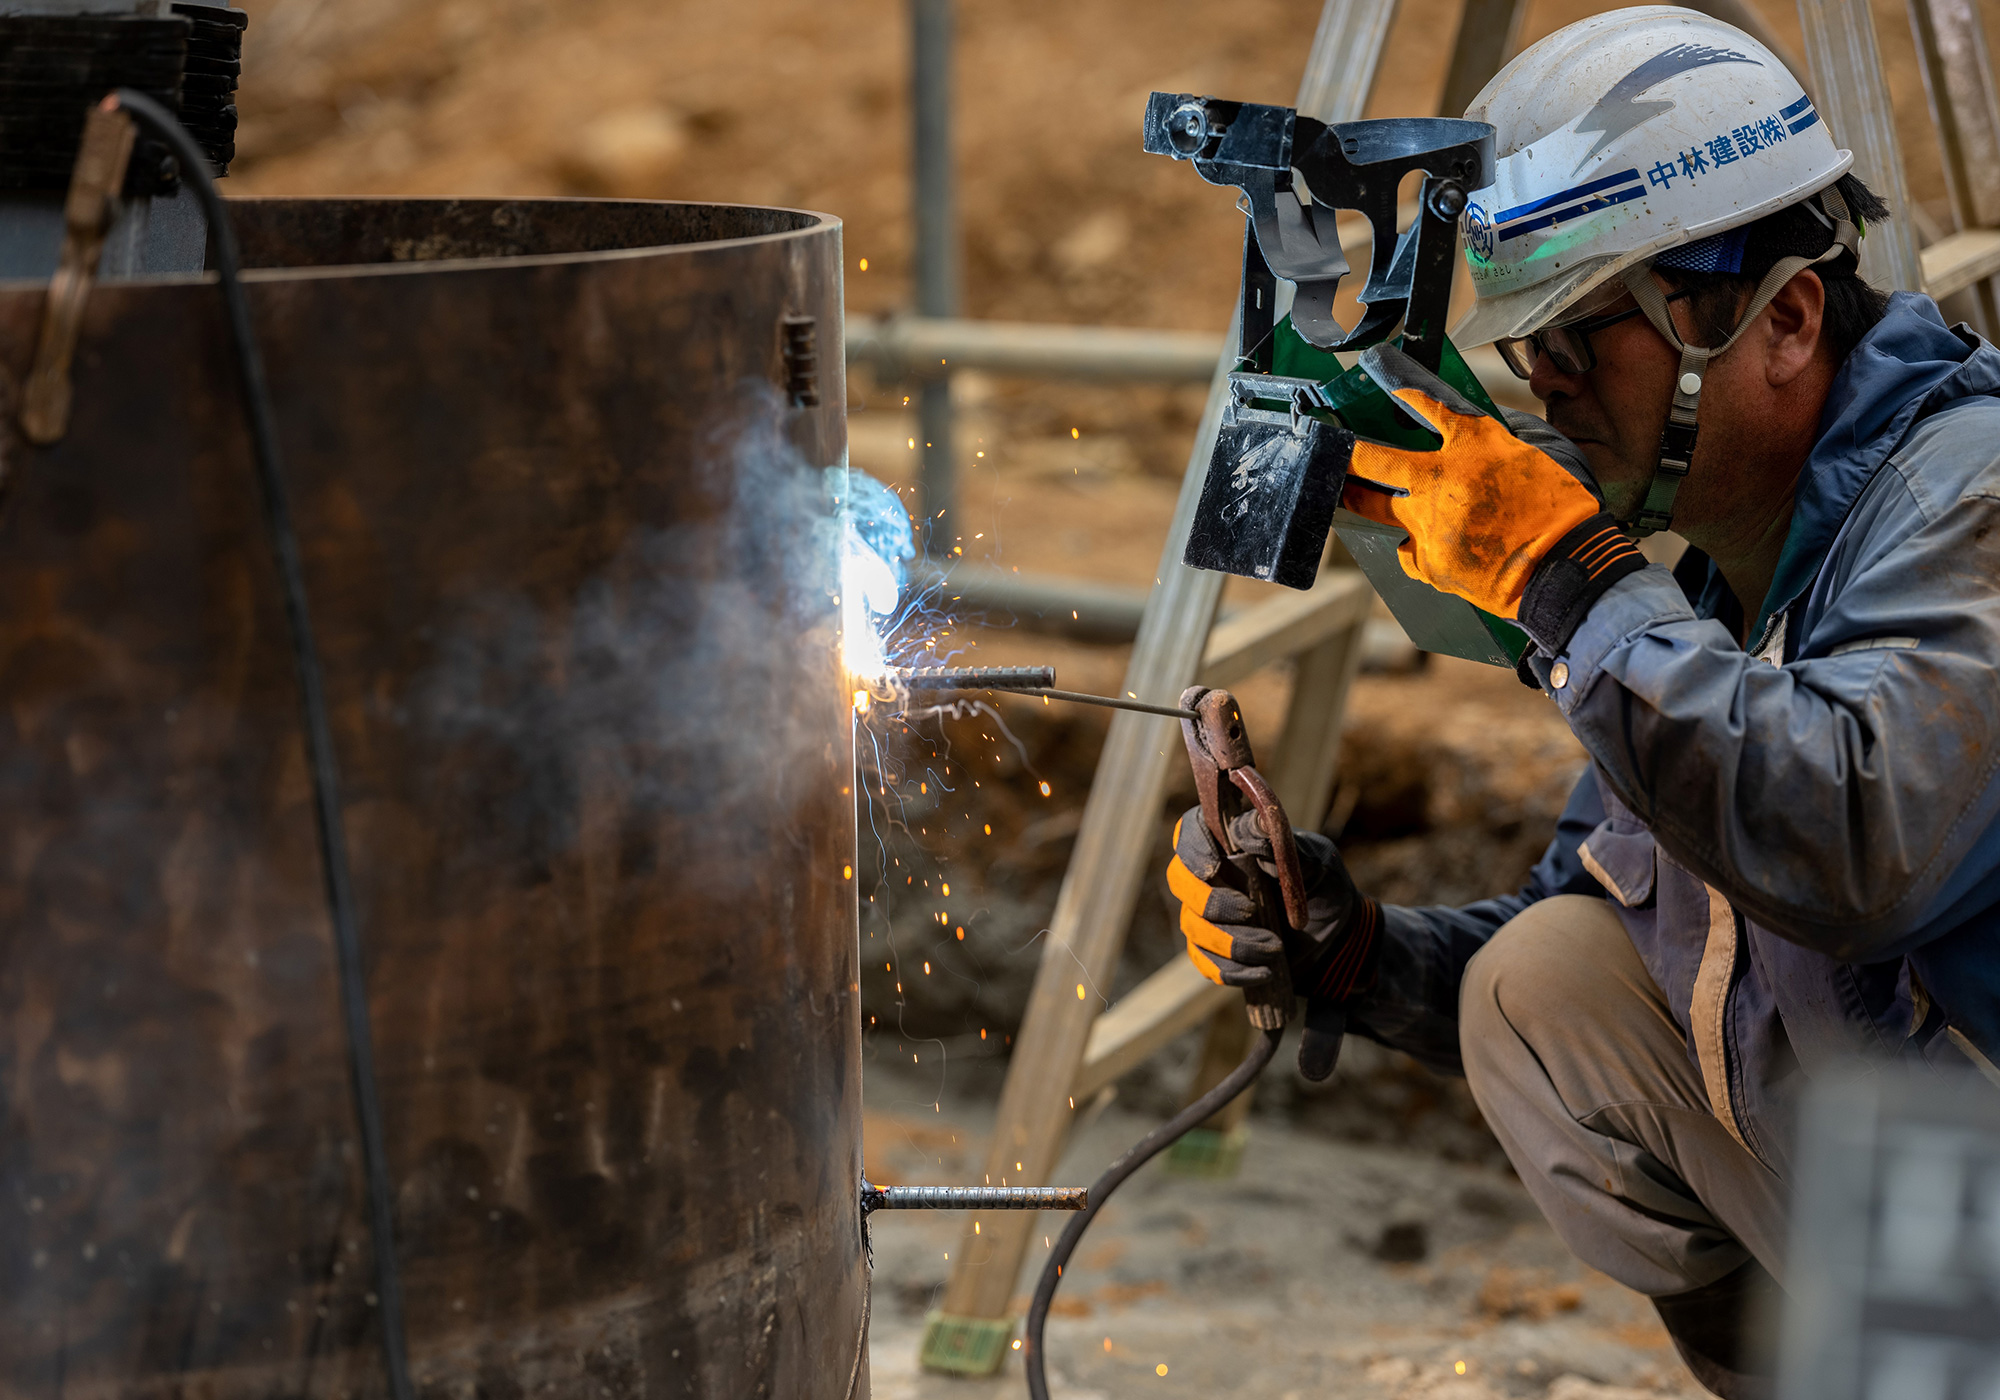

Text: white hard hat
xmin=1450 ymin=5 xmax=1853 ymax=349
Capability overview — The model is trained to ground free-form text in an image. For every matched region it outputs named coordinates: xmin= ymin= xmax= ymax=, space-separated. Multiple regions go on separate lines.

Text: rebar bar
xmin=860 ymin=1181 xmax=1087 ymax=1214
xmin=893 ymin=665 xmax=1056 ymax=691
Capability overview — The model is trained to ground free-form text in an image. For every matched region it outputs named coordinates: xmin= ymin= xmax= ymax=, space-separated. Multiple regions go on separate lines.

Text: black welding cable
xmin=1023 ymin=1025 xmax=1282 ymax=1400
xmin=111 ymin=90 xmax=416 ymax=1400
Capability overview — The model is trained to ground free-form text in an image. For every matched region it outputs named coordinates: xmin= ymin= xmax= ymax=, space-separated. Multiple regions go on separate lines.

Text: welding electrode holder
xmin=1179 ymin=685 xmax=1307 ymax=1032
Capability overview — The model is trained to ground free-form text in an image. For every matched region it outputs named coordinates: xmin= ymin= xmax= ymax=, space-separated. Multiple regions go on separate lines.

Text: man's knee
xmin=1460 ymin=894 xmax=1630 ymax=1075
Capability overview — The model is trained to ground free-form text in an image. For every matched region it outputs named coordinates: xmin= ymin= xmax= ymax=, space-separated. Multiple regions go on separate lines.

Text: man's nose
xmin=1527 ymin=350 xmax=1586 ymax=404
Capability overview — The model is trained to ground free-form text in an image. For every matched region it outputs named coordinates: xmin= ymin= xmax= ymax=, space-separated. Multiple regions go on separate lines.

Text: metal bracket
xmin=1144 ymin=94 xmax=1493 ymax=367
xmin=781 ymin=313 xmax=820 ymax=407
xmin=22 ymin=98 xmax=135 ymax=445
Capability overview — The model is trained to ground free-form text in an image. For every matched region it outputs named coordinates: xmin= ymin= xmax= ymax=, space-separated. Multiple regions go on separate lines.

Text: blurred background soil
xmin=219 ymin=3 xmax=1973 ymax=1384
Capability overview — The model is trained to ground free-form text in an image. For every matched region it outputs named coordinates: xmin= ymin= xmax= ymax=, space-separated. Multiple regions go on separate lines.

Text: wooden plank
xmin=1797 ymin=0 xmax=1925 ymax=290
xmin=1269 ymin=619 xmax=1371 ymax=830
xmin=1906 ymin=0 xmax=2000 ymax=334
xmin=1437 ymin=0 xmax=1531 ymax=119
xmin=1297 ymin=0 xmax=1400 ymax=124
xmin=1198 ymin=569 xmax=1374 ymax=690
xmin=1908 ymin=0 xmax=2000 ymax=229
xmin=1184 ymin=1004 xmax=1259 ymax=1134
xmin=1922 ymin=227 xmax=2000 ymax=297
xmin=1073 ymin=958 xmax=1234 ymax=1101
xmin=930 ymin=0 xmax=1399 ymax=1336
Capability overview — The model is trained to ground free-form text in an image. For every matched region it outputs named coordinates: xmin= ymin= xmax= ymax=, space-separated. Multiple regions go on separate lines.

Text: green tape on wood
xmin=1165 ymin=1123 xmax=1251 ymax=1178
xmin=919 ymin=1310 xmax=1017 ymax=1376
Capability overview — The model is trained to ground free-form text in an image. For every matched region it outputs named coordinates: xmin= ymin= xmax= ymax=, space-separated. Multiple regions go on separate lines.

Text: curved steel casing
xmin=0 ymin=199 xmax=863 ymax=1397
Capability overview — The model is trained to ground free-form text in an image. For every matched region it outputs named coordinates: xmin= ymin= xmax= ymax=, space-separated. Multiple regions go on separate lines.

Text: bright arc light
xmin=842 ymin=542 xmax=899 ymax=681
xmin=832 ymin=467 xmax=914 ymax=687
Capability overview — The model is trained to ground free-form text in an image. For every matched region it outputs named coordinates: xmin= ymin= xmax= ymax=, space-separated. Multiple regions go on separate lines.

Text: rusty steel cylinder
xmin=0 ymin=200 xmax=863 ymax=1396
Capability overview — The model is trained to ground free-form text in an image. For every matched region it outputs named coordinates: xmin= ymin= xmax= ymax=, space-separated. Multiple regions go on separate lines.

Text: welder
xmin=1166 ymin=10 xmax=2000 ymax=1397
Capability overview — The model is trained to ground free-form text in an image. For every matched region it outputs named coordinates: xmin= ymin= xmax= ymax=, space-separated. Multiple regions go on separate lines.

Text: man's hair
xmin=1652 ymin=173 xmax=1893 ymax=364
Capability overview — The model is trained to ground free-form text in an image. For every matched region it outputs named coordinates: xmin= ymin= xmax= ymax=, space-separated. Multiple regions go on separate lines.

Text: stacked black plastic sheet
xmin=0 ymin=5 xmax=243 ymax=194
xmin=170 ymin=2 xmax=242 ymax=173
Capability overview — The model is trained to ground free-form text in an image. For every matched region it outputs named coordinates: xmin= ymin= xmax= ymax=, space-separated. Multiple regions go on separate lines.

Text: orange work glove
xmin=1341 ymin=345 xmax=1647 ymax=651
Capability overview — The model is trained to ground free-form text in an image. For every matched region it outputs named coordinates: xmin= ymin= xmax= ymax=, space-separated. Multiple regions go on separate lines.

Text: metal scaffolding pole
xmin=911 ymin=0 xmax=957 ymax=547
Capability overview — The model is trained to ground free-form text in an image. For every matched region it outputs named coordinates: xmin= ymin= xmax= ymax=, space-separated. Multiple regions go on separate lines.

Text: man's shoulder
xmin=1883 ymin=395 xmax=2000 ymax=521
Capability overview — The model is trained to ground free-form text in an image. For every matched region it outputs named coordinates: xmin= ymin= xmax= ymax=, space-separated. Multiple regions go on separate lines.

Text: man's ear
xmin=1764 ymin=270 xmax=1826 ymax=387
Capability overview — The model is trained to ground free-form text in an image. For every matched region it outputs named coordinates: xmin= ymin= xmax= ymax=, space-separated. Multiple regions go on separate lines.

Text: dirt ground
xmin=214 ymin=1 xmax=1965 ymax=1391
xmin=861 ymin=1055 xmax=1702 ymax=1400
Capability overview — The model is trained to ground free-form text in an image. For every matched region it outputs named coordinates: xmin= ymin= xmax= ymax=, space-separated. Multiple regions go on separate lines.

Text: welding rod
xmin=889 ymin=667 xmax=1199 ymax=721
xmin=861 ymin=1181 xmax=1088 ymax=1214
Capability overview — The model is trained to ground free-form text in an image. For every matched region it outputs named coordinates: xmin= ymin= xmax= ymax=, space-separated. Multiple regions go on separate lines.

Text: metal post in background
xmin=911 ymin=0 xmax=958 ymax=547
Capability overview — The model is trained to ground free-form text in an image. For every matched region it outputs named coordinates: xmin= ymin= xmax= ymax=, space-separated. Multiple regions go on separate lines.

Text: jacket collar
xmin=1741 ymin=293 xmax=2000 ymax=643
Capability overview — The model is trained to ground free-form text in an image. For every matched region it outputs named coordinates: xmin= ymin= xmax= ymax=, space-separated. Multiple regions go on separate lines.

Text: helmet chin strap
xmin=1616 ymin=185 xmax=1860 ymax=537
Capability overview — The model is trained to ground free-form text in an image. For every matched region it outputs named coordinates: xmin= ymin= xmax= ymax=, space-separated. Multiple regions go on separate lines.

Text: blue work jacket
xmin=1350 ymin=293 xmax=2000 ymax=1176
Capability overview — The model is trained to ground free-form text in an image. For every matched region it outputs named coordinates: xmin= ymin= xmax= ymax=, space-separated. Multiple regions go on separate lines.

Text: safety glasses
xmin=1495 ymin=289 xmax=1693 ymax=379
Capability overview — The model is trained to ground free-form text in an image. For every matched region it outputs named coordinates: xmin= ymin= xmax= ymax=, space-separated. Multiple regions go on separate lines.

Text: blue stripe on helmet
xmin=1787 ymin=109 xmax=1821 ymax=134
xmin=1498 ymin=184 xmax=1647 ymax=242
xmin=1495 ymin=168 xmax=1644 ymax=225
xmin=1779 ymin=94 xmax=1813 ymax=119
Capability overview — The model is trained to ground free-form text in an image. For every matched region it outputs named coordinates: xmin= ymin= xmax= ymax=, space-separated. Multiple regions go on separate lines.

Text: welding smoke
xmin=408 ymin=381 xmax=848 ymax=877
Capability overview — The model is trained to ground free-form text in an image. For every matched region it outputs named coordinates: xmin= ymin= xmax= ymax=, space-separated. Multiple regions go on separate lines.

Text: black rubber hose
xmin=111 ymin=90 xmax=417 ymax=1400
xmin=1023 ymin=1024 xmax=1282 ymax=1400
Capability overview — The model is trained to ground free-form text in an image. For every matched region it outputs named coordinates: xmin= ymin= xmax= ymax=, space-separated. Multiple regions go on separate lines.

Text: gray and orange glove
xmin=1341 ymin=344 xmax=1648 ymax=656
xmin=1169 ymin=808 xmax=1379 ymax=1080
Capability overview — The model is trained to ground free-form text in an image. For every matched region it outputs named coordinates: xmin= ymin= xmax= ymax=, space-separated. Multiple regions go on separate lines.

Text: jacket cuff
xmin=1537 ymin=565 xmax=1696 ymax=716
xmin=1517 ymin=512 xmax=1649 ymax=655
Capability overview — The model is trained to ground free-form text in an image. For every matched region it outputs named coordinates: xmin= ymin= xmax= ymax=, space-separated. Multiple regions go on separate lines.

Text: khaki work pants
xmin=1459 ymin=894 xmax=1789 ymax=1298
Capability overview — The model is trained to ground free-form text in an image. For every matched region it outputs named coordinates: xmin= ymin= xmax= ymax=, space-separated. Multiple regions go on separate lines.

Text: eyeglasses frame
xmin=1494 ymin=287 xmax=1695 ymax=380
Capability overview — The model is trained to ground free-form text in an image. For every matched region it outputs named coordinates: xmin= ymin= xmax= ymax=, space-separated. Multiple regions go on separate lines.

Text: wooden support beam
xmin=1074 ymin=958 xmax=1234 ymax=1102
xmin=1198 ymin=570 xmax=1374 ymax=691
xmin=1923 ymin=227 xmax=2000 ymax=297
xmin=1908 ymin=0 xmax=2000 ymax=229
xmin=1268 ymin=614 xmax=1371 ymax=830
xmin=1437 ymin=0 xmax=1530 ymax=119
xmin=1907 ymin=0 xmax=2000 ymax=332
xmin=1798 ymin=0 xmax=1926 ymax=291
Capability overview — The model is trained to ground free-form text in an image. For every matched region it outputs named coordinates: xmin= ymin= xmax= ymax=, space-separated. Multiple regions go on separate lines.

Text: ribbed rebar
xmin=860 ymin=1181 xmax=1087 ymax=1214
xmin=893 ymin=665 xmax=1056 ymax=691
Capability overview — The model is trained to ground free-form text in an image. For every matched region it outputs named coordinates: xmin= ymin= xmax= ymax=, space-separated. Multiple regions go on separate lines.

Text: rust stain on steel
xmin=0 ymin=199 xmax=861 ymax=1396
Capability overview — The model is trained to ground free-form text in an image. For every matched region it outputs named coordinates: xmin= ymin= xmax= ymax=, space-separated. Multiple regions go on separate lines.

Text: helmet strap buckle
xmin=1630 ymin=342 xmax=1709 ymax=536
